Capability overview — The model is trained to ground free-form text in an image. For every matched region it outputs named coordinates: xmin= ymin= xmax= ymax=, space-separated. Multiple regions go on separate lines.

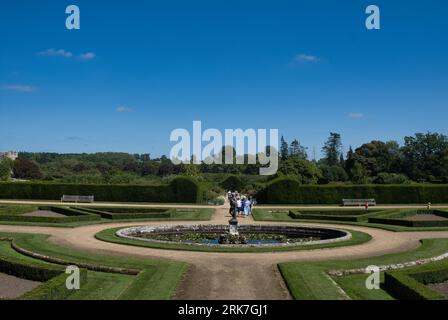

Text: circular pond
xmin=116 ymin=224 xmax=351 ymax=248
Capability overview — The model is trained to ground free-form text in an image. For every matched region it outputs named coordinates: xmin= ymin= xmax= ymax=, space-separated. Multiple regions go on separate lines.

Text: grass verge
xmin=278 ymin=238 xmax=448 ymax=300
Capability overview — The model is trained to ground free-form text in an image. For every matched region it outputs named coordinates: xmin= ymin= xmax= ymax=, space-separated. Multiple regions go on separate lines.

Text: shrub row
xmin=0 ymin=240 xmax=89 ymax=300
xmin=0 ymin=254 xmax=63 ymax=281
xmin=384 ymin=271 xmax=446 ymax=300
xmin=20 ymin=269 xmax=88 ymax=300
xmin=76 ymin=207 xmax=171 ymax=220
xmin=289 ymin=211 xmax=363 ymax=222
xmin=368 ymin=210 xmax=448 ymax=228
xmin=0 ymin=206 xmax=100 ymax=223
xmin=257 ymin=177 xmax=448 ymax=204
xmin=288 ymin=209 xmax=387 ymax=222
xmin=0 ymin=177 xmax=203 ymax=203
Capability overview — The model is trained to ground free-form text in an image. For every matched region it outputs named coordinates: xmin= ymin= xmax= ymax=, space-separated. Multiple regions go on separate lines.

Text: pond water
xmin=139 ymin=232 xmax=312 ymax=245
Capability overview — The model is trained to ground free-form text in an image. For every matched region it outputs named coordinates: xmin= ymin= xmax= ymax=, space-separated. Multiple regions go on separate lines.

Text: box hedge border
xmin=368 ymin=210 xmax=448 ymax=228
xmin=384 ymin=270 xmax=447 ymax=300
xmin=0 ymin=206 xmax=100 ymax=223
xmin=257 ymin=177 xmax=448 ymax=204
xmin=75 ymin=207 xmax=171 ymax=220
xmin=288 ymin=209 xmax=386 ymax=222
xmin=19 ymin=269 xmax=88 ymax=300
xmin=0 ymin=176 xmax=203 ymax=203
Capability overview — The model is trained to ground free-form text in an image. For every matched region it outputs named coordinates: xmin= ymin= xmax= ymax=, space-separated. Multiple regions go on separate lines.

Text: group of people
xmin=227 ymin=191 xmax=254 ymax=218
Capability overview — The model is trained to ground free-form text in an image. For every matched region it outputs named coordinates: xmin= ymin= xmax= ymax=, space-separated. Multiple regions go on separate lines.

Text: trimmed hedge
xmin=384 ymin=271 xmax=446 ymax=300
xmin=0 ymin=254 xmax=63 ymax=281
xmin=20 ymin=269 xmax=88 ymax=300
xmin=368 ymin=210 xmax=448 ymax=228
xmin=257 ymin=177 xmax=448 ymax=204
xmin=0 ymin=206 xmax=100 ymax=223
xmin=76 ymin=207 xmax=171 ymax=220
xmin=0 ymin=177 xmax=202 ymax=203
xmin=288 ymin=210 xmax=382 ymax=222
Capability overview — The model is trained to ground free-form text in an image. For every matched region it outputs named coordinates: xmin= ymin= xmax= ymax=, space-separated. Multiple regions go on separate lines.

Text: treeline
xmin=275 ymin=131 xmax=448 ymax=184
xmin=0 ymin=131 xmax=447 ymax=185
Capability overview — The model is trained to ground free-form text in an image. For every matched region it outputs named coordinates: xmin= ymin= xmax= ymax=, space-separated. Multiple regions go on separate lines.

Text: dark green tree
xmin=351 ymin=162 xmax=368 ymax=184
xmin=280 ymin=136 xmax=289 ymax=160
xmin=402 ymin=132 xmax=448 ymax=182
xmin=0 ymin=159 xmax=13 ymax=181
xmin=13 ymin=158 xmax=43 ymax=179
xmin=353 ymin=140 xmax=401 ymax=177
xmin=345 ymin=146 xmax=356 ymax=174
xmin=322 ymin=132 xmax=342 ymax=166
xmin=289 ymin=139 xmax=308 ymax=159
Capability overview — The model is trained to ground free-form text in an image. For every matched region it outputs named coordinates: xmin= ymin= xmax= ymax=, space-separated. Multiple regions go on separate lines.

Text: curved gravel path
xmin=2 ymin=205 xmax=448 ymax=299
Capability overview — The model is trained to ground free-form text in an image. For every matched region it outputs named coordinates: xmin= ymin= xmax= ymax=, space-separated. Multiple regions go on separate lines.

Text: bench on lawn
xmin=61 ymin=195 xmax=94 ymax=203
xmin=342 ymin=199 xmax=376 ymax=207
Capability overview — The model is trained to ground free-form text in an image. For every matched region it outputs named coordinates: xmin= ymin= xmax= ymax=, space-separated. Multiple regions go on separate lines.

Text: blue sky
xmin=1 ymin=0 xmax=447 ymax=158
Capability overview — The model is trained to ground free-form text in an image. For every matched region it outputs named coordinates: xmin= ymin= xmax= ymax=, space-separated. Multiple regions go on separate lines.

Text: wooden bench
xmin=61 ymin=195 xmax=94 ymax=203
xmin=342 ymin=199 xmax=376 ymax=207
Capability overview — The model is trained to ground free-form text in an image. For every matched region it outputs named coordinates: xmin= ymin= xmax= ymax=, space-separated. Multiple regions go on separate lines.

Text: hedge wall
xmin=0 ymin=254 xmax=63 ymax=281
xmin=0 ymin=177 xmax=202 ymax=203
xmin=257 ymin=178 xmax=448 ymax=204
xmin=288 ymin=210 xmax=381 ymax=222
xmin=368 ymin=209 xmax=448 ymax=228
xmin=20 ymin=269 xmax=88 ymax=300
xmin=76 ymin=207 xmax=171 ymax=220
xmin=384 ymin=271 xmax=446 ymax=300
xmin=0 ymin=206 xmax=101 ymax=224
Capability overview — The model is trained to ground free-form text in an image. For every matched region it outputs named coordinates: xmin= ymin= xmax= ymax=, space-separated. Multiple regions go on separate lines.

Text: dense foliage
xmin=0 ymin=132 xmax=446 ymax=191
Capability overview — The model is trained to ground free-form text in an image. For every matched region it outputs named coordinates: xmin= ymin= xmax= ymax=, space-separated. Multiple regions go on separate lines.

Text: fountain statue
xmin=218 ymin=201 xmax=247 ymax=244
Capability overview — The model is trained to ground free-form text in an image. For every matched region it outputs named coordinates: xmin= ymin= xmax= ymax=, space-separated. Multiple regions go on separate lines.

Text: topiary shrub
xmin=169 ymin=176 xmax=203 ymax=203
xmin=219 ymin=175 xmax=244 ymax=192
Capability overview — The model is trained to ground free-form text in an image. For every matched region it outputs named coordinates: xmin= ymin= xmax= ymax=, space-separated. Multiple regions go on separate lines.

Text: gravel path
xmin=405 ymin=214 xmax=448 ymax=221
xmin=22 ymin=210 xmax=66 ymax=218
xmin=427 ymin=281 xmax=448 ymax=298
xmin=2 ymin=205 xmax=448 ymax=299
xmin=0 ymin=273 xmax=41 ymax=299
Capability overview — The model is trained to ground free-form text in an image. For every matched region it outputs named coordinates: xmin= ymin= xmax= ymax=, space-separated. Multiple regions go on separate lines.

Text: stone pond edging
xmin=116 ymin=224 xmax=352 ymax=248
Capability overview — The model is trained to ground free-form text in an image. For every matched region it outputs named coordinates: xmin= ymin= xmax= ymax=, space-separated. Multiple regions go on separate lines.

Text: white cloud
xmin=38 ymin=48 xmax=73 ymax=58
xmin=38 ymin=49 xmax=96 ymax=60
xmin=294 ymin=53 xmax=320 ymax=63
xmin=79 ymin=52 xmax=96 ymax=60
xmin=116 ymin=106 xmax=134 ymax=113
xmin=1 ymin=84 xmax=36 ymax=93
xmin=348 ymin=112 xmax=364 ymax=119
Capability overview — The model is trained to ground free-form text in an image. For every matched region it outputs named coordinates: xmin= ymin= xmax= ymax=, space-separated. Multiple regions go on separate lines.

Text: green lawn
xmin=0 ymin=205 xmax=38 ymax=216
xmin=0 ymin=232 xmax=188 ymax=300
xmin=278 ymin=238 xmax=448 ymax=300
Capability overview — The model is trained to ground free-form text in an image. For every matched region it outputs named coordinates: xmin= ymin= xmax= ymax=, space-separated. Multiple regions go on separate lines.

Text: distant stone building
xmin=0 ymin=151 xmax=18 ymax=161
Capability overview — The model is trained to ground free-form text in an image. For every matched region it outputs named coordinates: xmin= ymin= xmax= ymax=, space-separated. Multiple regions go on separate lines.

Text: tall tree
xmin=13 ymin=158 xmax=43 ymax=179
xmin=280 ymin=136 xmax=289 ymax=160
xmin=289 ymin=139 xmax=308 ymax=159
xmin=0 ymin=159 xmax=13 ymax=181
xmin=351 ymin=162 xmax=368 ymax=184
xmin=353 ymin=140 xmax=401 ymax=177
xmin=345 ymin=146 xmax=356 ymax=174
xmin=402 ymin=132 xmax=448 ymax=181
xmin=322 ymin=132 xmax=342 ymax=166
